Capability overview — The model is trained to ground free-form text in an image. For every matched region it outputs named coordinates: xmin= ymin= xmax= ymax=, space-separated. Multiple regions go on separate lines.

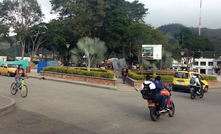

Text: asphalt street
xmin=0 ymin=75 xmax=221 ymax=134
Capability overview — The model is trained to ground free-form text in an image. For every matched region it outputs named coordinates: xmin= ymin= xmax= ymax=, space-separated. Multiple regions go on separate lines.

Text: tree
xmin=0 ymin=49 xmax=10 ymax=56
xmin=174 ymin=28 xmax=214 ymax=70
xmin=50 ymin=0 xmax=106 ymax=38
xmin=0 ymin=0 xmax=44 ymax=59
xmin=46 ymin=19 xmax=74 ymax=57
xmin=103 ymin=0 xmax=132 ymax=54
xmin=71 ymin=37 xmax=107 ymax=71
xmin=25 ymin=23 xmax=47 ymax=61
xmin=127 ymin=0 xmax=149 ymax=23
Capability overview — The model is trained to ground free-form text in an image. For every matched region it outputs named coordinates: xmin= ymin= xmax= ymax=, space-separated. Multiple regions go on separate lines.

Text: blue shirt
xmin=156 ymin=80 xmax=172 ymax=92
xmin=150 ymin=80 xmax=164 ymax=94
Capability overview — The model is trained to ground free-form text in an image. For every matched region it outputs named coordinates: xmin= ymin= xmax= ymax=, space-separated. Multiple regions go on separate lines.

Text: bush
xmin=136 ymin=72 xmax=174 ymax=76
xmin=203 ymin=76 xmax=217 ymax=81
xmin=43 ymin=67 xmax=114 ymax=79
xmin=128 ymin=71 xmax=174 ymax=81
xmin=33 ymin=60 xmax=38 ymax=64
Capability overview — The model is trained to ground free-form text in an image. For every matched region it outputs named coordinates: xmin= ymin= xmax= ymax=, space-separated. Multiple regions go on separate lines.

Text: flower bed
xmin=43 ymin=67 xmax=114 ymax=79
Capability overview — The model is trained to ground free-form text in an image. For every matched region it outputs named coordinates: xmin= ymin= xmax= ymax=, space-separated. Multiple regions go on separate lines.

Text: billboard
xmin=142 ymin=45 xmax=162 ymax=60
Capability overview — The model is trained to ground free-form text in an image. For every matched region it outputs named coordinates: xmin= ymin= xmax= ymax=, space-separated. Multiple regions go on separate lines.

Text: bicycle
xmin=10 ymin=77 xmax=28 ymax=98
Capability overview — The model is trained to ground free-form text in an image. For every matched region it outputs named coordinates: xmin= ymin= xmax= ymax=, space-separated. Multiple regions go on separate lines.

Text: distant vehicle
xmin=172 ymin=71 xmax=209 ymax=93
xmin=0 ymin=63 xmax=18 ymax=77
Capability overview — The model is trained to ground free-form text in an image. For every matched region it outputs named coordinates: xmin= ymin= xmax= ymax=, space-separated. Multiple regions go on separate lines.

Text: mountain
xmin=158 ymin=23 xmax=221 ymax=58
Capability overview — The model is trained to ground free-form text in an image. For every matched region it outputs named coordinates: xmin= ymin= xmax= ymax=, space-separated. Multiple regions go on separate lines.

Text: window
xmin=4 ymin=64 xmax=7 ymax=68
xmin=0 ymin=64 xmax=3 ymax=67
xmin=8 ymin=64 xmax=18 ymax=68
xmin=208 ymin=62 xmax=213 ymax=66
xmin=175 ymin=72 xmax=188 ymax=79
xmin=194 ymin=62 xmax=199 ymax=66
xmin=200 ymin=62 xmax=206 ymax=66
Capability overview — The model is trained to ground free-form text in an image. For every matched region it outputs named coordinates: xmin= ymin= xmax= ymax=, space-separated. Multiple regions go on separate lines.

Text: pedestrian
xmin=121 ymin=66 xmax=128 ymax=84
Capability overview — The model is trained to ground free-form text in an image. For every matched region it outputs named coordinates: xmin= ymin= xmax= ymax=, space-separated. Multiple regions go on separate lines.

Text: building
xmin=0 ymin=56 xmax=7 ymax=61
xmin=171 ymin=57 xmax=215 ymax=75
xmin=192 ymin=58 xmax=214 ymax=75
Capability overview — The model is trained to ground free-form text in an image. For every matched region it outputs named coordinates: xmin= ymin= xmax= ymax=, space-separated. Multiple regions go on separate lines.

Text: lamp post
xmin=15 ymin=41 xmax=20 ymax=59
xmin=180 ymin=51 xmax=185 ymax=71
xmin=66 ymin=44 xmax=70 ymax=67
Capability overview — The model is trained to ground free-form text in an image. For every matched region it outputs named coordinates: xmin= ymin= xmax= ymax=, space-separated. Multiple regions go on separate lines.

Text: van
xmin=172 ymin=71 xmax=209 ymax=92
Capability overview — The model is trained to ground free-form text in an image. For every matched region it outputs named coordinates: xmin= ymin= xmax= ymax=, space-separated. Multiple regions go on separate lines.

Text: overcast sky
xmin=1 ymin=0 xmax=221 ymax=29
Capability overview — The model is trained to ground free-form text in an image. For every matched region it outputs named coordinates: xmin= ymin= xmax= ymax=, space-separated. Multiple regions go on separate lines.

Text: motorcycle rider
xmin=190 ymin=74 xmax=201 ymax=94
xmin=141 ymin=74 xmax=167 ymax=113
xmin=155 ymin=76 xmax=171 ymax=109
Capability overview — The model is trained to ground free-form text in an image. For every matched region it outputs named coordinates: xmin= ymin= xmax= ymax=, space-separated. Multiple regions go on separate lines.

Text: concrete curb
xmin=29 ymin=76 xmax=117 ymax=91
xmin=0 ymin=95 xmax=16 ymax=117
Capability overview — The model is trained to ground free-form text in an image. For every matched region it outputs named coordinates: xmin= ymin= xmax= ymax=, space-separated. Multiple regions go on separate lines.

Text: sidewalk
xmin=0 ymin=95 xmax=16 ymax=117
xmin=29 ymin=69 xmax=136 ymax=92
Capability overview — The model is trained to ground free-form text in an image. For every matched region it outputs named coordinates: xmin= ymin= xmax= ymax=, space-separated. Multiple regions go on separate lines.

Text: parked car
xmin=172 ymin=71 xmax=209 ymax=93
xmin=0 ymin=63 xmax=18 ymax=77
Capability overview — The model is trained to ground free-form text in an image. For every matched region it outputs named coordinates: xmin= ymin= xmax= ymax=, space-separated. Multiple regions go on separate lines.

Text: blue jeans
xmin=15 ymin=78 xmax=22 ymax=90
xmin=152 ymin=94 xmax=166 ymax=109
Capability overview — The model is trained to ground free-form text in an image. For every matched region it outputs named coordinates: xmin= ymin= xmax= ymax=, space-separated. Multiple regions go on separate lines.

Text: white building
xmin=192 ymin=58 xmax=214 ymax=75
xmin=16 ymin=57 xmax=31 ymax=62
xmin=171 ymin=57 xmax=215 ymax=75
xmin=0 ymin=56 xmax=7 ymax=61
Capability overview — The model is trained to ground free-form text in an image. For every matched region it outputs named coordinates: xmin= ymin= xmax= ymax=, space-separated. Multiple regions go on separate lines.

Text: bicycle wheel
xmin=20 ymin=85 xmax=28 ymax=98
xmin=10 ymin=82 xmax=17 ymax=95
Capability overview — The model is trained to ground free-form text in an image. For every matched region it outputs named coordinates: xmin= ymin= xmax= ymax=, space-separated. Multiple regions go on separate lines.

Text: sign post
xmin=142 ymin=45 xmax=162 ymax=75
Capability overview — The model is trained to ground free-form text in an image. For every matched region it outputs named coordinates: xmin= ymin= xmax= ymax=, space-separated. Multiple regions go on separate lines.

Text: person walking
xmin=121 ymin=66 xmax=128 ymax=84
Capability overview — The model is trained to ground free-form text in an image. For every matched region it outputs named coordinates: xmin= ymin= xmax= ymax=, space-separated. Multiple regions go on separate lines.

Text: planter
xmin=126 ymin=76 xmax=218 ymax=87
xmin=41 ymin=71 xmax=116 ymax=86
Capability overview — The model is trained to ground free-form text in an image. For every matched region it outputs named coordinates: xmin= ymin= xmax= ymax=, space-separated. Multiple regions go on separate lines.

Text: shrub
xmin=43 ymin=67 xmax=114 ymax=79
xmin=203 ymin=76 xmax=217 ymax=81
xmin=136 ymin=72 xmax=174 ymax=76
xmin=128 ymin=71 xmax=174 ymax=81
xmin=33 ymin=60 xmax=38 ymax=64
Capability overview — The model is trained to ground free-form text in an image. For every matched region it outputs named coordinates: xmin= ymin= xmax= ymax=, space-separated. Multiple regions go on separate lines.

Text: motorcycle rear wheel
xmin=190 ymin=92 xmax=195 ymax=99
xmin=149 ymin=108 xmax=160 ymax=121
xmin=169 ymin=101 xmax=175 ymax=117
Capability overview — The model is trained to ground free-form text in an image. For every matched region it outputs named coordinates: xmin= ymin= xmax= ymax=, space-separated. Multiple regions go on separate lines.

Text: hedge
xmin=43 ymin=67 xmax=114 ymax=79
xmin=136 ymin=72 xmax=175 ymax=76
xmin=203 ymin=76 xmax=217 ymax=81
xmin=128 ymin=71 xmax=217 ymax=81
xmin=128 ymin=72 xmax=174 ymax=81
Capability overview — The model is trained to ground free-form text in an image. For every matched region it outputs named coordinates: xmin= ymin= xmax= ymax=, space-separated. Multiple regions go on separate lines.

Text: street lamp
xmin=180 ymin=51 xmax=185 ymax=71
xmin=15 ymin=41 xmax=20 ymax=59
xmin=66 ymin=44 xmax=70 ymax=49
xmin=66 ymin=44 xmax=70 ymax=67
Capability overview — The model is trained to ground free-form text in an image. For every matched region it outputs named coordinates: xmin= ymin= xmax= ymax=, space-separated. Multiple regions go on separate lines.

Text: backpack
xmin=141 ymin=83 xmax=152 ymax=99
xmin=190 ymin=77 xmax=196 ymax=84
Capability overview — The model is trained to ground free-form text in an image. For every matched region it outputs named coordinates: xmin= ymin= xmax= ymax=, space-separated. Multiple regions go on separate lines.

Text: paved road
xmin=0 ymin=75 xmax=221 ymax=134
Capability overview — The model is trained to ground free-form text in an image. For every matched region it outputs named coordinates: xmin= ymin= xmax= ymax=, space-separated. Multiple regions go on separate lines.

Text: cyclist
xmin=15 ymin=65 xmax=29 ymax=91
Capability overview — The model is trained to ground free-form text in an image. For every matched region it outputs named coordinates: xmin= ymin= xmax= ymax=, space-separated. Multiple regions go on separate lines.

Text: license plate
xmin=148 ymin=103 xmax=155 ymax=107
xmin=179 ymin=82 xmax=183 ymax=84
xmin=190 ymin=88 xmax=194 ymax=90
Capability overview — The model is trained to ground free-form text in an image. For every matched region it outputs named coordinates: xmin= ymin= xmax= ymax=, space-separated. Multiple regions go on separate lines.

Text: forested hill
xmin=158 ymin=23 xmax=221 ymax=58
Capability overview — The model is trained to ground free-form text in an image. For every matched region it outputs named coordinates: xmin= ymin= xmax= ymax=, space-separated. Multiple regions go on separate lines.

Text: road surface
xmin=0 ymin=75 xmax=221 ymax=134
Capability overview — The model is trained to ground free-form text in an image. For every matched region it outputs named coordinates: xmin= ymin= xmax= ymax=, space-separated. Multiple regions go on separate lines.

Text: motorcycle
xmin=190 ymin=86 xmax=204 ymax=99
xmin=147 ymin=95 xmax=175 ymax=121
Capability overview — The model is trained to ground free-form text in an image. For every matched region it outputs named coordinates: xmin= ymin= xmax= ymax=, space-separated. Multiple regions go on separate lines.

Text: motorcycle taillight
xmin=149 ymin=100 xmax=153 ymax=103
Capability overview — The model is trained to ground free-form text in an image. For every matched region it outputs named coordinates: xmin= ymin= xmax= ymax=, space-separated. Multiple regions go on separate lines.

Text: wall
xmin=41 ymin=72 xmax=116 ymax=86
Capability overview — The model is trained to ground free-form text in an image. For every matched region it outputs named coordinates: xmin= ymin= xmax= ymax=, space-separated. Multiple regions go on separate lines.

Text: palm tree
xmin=71 ymin=37 xmax=107 ymax=71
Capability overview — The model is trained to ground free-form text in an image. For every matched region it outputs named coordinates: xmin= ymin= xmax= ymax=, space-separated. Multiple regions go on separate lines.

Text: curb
xmin=29 ymin=76 xmax=117 ymax=91
xmin=0 ymin=95 xmax=16 ymax=117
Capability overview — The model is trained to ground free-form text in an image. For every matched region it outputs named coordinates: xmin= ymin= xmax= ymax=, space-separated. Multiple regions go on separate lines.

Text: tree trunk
xmin=87 ymin=57 xmax=90 ymax=71
xmin=21 ymin=44 xmax=25 ymax=60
